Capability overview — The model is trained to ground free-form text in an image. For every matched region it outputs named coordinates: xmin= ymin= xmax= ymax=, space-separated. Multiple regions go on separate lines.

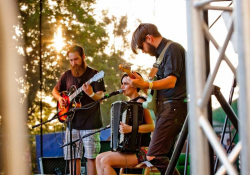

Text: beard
xmin=70 ymin=60 xmax=86 ymax=77
xmin=146 ymin=42 xmax=158 ymax=57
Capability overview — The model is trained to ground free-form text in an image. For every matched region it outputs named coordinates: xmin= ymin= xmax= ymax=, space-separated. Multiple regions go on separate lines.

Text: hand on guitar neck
xmin=118 ymin=64 xmax=136 ymax=79
xmin=119 ymin=64 xmax=148 ymax=94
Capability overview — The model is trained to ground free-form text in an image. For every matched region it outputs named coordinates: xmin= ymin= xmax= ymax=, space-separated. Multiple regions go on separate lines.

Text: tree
xmin=15 ymin=0 xmax=153 ymax=132
xmin=15 ymin=0 xmax=147 ymax=172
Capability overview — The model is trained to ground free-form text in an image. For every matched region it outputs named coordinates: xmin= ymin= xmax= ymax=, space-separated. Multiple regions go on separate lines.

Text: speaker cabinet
xmin=39 ymin=157 xmax=69 ymax=174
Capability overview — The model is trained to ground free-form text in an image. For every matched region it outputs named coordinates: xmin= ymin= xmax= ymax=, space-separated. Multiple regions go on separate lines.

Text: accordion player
xmin=110 ymin=101 xmax=144 ymax=152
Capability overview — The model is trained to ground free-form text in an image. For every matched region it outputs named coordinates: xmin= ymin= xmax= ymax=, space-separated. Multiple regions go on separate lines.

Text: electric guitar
xmin=57 ymin=70 xmax=105 ymax=123
xmin=119 ymin=64 xmax=136 ymax=79
xmin=119 ymin=64 xmax=157 ymax=119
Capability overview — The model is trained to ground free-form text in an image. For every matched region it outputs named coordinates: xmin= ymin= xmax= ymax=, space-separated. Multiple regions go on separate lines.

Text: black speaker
xmin=39 ymin=157 xmax=69 ymax=174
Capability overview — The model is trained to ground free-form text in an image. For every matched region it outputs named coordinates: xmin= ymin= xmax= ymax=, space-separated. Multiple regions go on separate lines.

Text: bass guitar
xmin=119 ymin=64 xmax=157 ymax=119
xmin=57 ymin=70 xmax=105 ymax=123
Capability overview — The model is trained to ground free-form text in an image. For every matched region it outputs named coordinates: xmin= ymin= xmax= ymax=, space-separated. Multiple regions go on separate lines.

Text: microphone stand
xmin=60 ymin=125 xmax=111 ymax=148
xmin=60 ymin=125 xmax=110 ymax=175
xmin=32 ymin=90 xmax=122 ymax=129
xmin=31 ymin=109 xmax=74 ymax=129
xmin=66 ymin=109 xmax=76 ymax=175
xmin=32 ymin=91 xmax=120 ymax=175
xmin=71 ymin=91 xmax=122 ymax=113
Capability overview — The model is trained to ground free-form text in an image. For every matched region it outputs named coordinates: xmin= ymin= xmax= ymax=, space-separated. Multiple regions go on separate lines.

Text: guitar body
xmin=56 ymin=71 xmax=105 ymax=123
xmin=57 ymin=86 xmax=82 ymax=123
xmin=57 ymin=92 xmax=70 ymax=122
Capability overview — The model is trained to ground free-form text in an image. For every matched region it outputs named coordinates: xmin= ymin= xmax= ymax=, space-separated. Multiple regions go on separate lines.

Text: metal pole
xmin=199 ymin=117 xmax=238 ymax=175
xmin=216 ymin=142 xmax=242 ymax=175
xmin=214 ymin=78 xmax=236 ymax=172
xmin=213 ymin=86 xmax=239 ymax=131
xmin=39 ymin=0 xmax=43 ymax=158
xmin=186 ymin=0 xmax=210 ymax=174
xmin=236 ymin=0 xmax=250 ymax=172
xmin=184 ymin=135 xmax=189 ymax=175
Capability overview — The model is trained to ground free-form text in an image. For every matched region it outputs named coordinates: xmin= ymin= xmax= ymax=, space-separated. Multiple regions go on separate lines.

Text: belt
xmin=157 ymin=99 xmax=187 ymax=105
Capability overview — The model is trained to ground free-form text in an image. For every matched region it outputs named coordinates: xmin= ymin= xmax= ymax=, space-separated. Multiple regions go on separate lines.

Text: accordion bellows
xmin=110 ymin=101 xmax=144 ymax=152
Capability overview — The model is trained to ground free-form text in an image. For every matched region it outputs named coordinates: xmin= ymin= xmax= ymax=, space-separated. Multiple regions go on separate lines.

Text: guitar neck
xmin=67 ymin=70 xmax=105 ymax=102
xmin=126 ymin=71 xmax=135 ymax=79
xmin=69 ymin=86 xmax=84 ymax=102
xmin=121 ymin=69 xmax=135 ymax=79
xmin=68 ymin=79 xmax=93 ymax=101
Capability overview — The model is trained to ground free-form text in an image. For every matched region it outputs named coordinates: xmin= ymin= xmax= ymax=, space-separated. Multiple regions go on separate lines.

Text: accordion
xmin=110 ymin=101 xmax=144 ymax=152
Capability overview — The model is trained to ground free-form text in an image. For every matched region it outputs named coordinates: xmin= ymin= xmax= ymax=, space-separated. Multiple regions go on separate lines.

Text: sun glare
xmin=53 ymin=26 xmax=65 ymax=52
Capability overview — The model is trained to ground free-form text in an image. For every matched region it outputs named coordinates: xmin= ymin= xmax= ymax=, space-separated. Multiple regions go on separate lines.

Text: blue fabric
xmin=36 ymin=129 xmax=111 ymax=171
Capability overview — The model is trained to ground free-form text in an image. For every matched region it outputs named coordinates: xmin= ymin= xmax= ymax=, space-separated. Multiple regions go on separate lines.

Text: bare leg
xmin=87 ymin=158 xmax=97 ymax=175
xmin=69 ymin=158 xmax=81 ymax=175
xmin=98 ymin=151 xmax=138 ymax=175
xmin=96 ymin=152 xmax=111 ymax=175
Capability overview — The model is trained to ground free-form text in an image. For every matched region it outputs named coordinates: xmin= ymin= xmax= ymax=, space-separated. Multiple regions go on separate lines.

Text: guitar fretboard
xmin=68 ymin=79 xmax=92 ymax=102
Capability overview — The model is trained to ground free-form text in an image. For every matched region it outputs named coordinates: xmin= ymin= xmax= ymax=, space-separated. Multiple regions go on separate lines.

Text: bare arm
xmin=82 ymin=82 xmax=104 ymax=101
xmin=130 ymin=72 xmax=177 ymax=90
xmin=52 ymin=87 xmax=61 ymax=101
xmin=137 ymin=98 xmax=155 ymax=133
xmin=52 ymin=87 xmax=67 ymax=107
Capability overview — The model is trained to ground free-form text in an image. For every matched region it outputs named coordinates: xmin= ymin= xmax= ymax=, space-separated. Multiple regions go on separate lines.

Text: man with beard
xmin=129 ymin=23 xmax=187 ymax=175
xmin=52 ymin=45 xmax=106 ymax=175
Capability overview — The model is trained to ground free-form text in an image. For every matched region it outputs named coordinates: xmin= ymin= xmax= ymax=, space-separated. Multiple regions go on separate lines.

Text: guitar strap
xmin=148 ymin=41 xmax=173 ymax=80
xmin=143 ymin=41 xmax=173 ymax=120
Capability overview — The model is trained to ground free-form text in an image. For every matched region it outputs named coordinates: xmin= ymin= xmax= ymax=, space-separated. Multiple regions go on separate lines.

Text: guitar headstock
xmin=119 ymin=64 xmax=131 ymax=72
xmin=91 ymin=70 xmax=105 ymax=83
xmin=119 ymin=64 xmax=135 ymax=79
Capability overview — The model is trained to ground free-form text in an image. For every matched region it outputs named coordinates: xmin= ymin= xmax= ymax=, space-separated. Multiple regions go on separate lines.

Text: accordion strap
xmin=130 ymin=104 xmax=139 ymax=149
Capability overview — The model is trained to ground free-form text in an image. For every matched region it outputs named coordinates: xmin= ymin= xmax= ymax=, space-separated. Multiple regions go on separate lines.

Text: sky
xmin=93 ymin=0 xmax=238 ymax=108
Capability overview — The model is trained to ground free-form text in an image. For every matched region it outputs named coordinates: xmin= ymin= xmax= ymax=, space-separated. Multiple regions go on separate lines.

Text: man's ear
xmin=146 ymin=35 xmax=153 ymax=43
xmin=82 ymin=54 xmax=85 ymax=60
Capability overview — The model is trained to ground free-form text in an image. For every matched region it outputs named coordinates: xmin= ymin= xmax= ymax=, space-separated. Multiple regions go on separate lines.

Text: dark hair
xmin=131 ymin=23 xmax=162 ymax=54
xmin=67 ymin=45 xmax=84 ymax=57
xmin=121 ymin=73 xmax=142 ymax=92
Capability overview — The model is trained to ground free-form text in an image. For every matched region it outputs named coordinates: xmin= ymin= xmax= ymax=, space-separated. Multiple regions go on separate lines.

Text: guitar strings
xmin=74 ymin=101 xmax=99 ymax=111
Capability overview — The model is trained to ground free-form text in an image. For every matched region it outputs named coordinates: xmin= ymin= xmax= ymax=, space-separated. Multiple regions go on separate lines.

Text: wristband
xmin=149 ymin=82 xmax=153 ymax=89
xmin=89 ymin=92 xmax=95 ymax=97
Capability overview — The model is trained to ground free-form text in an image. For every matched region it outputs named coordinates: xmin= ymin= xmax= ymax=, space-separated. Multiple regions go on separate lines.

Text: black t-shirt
xmin=155 ymin=38 xmax=187 ymax=101
xmin=55 ymin=66 xmax=106 ymax=130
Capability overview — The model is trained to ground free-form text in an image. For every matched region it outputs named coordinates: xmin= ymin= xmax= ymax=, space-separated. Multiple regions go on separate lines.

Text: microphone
xmin=101 ymin=89 xmax=123 ymax=100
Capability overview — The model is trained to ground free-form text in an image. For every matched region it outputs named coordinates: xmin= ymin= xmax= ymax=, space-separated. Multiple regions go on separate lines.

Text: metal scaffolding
xmin=186 ymin=0 xmax=249 ymax=174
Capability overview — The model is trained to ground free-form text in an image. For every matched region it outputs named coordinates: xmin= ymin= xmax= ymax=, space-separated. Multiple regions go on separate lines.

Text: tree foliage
xmin=15 ymin=0 xmax=138 ymax=135
xmin=14 ymin=0 xmax=151 ymax=173
xmin=15 ymin=0 xmax=140 ymax=172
